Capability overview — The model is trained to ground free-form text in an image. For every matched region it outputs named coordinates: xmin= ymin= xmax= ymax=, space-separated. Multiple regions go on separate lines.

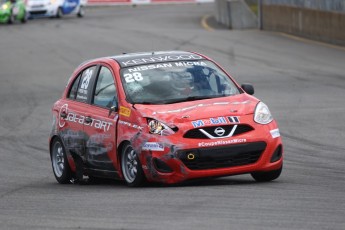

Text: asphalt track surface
xmin=1 ymin=4 xmax=345 ymax=230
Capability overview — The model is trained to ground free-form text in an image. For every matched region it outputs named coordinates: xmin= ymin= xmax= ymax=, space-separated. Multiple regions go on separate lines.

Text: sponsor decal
xmin=64 ymin=2 xmax=77 ymax=7
xmin=174 ymin=61 xmax=207 ymax=67
xmin=192 ymin=117 xmax=227 ymax=128
xmin=128 ymin=63 xmax=173 ymax=73
xmin=76 ymin=69 xmax=94 ymax=101
xmin=59 ymin=104 xmax=69 ymax=128
xmin=270 ymin=129 xmax=280 ymax=138
xmin=118 ymin=120 xmax=143 ymax=130
xmin=228 ymin=116 xmax=240 ymax=123
xmin=119 ymin=106 xmax=131 ymax=117
xmin=80 ymin=69 xmax=93 ymax=90
xmin=198 ymin=139 xmax=247 ymax=147
xmin=126 ymin=61 xmax=207 ymax=73
xmin=58 ymin=104 xmax=112 ymax=131
xmin=121 ymin=54 xmax=203 ymax=66
xmin=142 ymin=142 xmax=165 ymax=151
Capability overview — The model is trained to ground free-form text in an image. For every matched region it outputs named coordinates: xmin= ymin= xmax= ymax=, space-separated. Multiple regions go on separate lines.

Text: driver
xmin=170 ymin=71 xmax=194 ymax=95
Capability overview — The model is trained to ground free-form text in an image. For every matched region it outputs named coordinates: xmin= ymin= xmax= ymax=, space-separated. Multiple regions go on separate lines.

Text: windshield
xmin=120 ymin=60 xmax=240 ymax=104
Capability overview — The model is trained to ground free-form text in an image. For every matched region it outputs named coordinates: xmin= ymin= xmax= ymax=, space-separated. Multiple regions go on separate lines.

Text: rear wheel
xmin=51 ymin=138 xmax=72 ymax=184
xmin=121 ymin=143 xmax=146 ymax=187
xmin=251 ymin=165 xmax=282 ymax=182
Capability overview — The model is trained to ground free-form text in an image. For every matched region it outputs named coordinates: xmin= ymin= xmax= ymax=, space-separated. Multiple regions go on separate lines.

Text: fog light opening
xmin=153 ymin=158 xmax=173 ymax=173
xmin=270 ymin=145 xmax=282 ymax=163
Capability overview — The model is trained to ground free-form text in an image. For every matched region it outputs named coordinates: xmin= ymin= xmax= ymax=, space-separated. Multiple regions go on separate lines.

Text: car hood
xmin=134 ymin=94 xmax=259 ymax=125
xmin=27 ymin=0 xmax=50 ymax=6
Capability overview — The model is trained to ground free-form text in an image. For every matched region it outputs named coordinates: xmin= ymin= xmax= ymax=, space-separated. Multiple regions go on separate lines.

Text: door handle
xmin=60 ymin=112 xmax=67 ymax=119
xmin=85 ymin=117 xmax=92 ymax=124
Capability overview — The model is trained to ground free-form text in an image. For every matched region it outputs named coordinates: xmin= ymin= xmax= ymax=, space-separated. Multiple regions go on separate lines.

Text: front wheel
xmin=8 ymin=12 xmax=14 ymax=24
xmin=121 ymin=143 xmax=146 ymax=187
xmin=51 ymin=138 xmax=72 ymax=184
xmin=56 ymin=7 xmax=63 ymax=18
xmin=77 ymin=6 xmax=84 ymax=18
xmin=251 ymin=165 xmax=282 ymax=182
xmin=21 ymin=10 xmax=28 ymax=23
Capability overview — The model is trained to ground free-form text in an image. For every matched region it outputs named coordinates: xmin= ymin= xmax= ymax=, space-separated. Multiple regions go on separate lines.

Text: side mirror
xmin=108 ymin=105 xmax=118 ymax=117
xmin=241 ymin=84 xmax=254 ymax=95
xmin=108 ymin=98 xmax=118 ymax=117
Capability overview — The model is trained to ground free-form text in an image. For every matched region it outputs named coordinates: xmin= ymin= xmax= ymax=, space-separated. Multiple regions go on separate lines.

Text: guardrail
xmin=214 ymin=0 xmax=257 ymax=29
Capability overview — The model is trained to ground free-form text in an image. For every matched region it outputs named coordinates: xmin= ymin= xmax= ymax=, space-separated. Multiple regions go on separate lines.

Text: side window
xmin=68 ymin=74 xmax=81 ymax=99
xmin=76 ymin=66 xmax=97 ymax=103
xmin=93 ymin=66 xmax=117 ymax=108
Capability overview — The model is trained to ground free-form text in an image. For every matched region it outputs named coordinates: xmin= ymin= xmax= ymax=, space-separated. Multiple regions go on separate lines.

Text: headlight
xmin=2 ymin=4 xmax=8 ymax=10
xmin=254 ymin=102 xmax=273 ymax=124
xmin=147 ymin=119 xmax=175 ymax=136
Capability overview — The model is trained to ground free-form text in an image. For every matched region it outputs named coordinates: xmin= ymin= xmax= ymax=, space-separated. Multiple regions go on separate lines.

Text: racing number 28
xmin=124 ymin=72 xmax=143 ymax=83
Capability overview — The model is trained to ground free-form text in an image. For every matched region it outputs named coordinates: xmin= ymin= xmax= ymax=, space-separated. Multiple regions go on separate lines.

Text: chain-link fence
xmin=263 ymin=0 xmax=345 ymax=12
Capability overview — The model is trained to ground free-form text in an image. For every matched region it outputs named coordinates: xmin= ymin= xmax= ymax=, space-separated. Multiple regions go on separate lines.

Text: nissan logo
xmin=214 ymin=127 xmax=225 ymax=136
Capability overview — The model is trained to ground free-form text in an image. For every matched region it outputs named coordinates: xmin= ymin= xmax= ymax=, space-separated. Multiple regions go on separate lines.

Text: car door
xmin=62 ymin=0 xmax=79 ymax=14
xmin=83 ymin=65 xmax=119 ymax=173
xmin=59 ymin=65 xmax=97 ymax=160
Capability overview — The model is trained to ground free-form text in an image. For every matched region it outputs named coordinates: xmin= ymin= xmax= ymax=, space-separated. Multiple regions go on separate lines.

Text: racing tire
xmin=51 ymin=138 xmax=73 ymax=184
xmin=21 ymin=10 xmax=28 ymax=23
xmin=56 ymin=7 xmax=63 ymax=18
xmin=251 ymin=165 xmax=282 ymax=182
xmin=77 ymin=6 xmax=84 ymax=18
xmin=121 ymin=143 xmax=146 ymax=187
xmin=8 ymin=11 xmax=14 ymax=24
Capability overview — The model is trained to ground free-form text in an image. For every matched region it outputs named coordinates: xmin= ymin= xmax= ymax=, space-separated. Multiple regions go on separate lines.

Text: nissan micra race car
xmin=50 ymin=51 xmax=283 ymax=187
xmin=0 ymin=0 xmax=27 ymax=24
xmin=26 ymin=0 xmax=85 ymax=18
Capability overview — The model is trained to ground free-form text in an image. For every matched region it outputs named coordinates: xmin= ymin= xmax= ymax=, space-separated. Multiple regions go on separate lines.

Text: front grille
xmin=30 ymin=10 xmax=47 ymax=15
xmin=178 ymin=142 xmax=266 ymax=170
xmin=183 ymin=124 xmax=254 ymax=139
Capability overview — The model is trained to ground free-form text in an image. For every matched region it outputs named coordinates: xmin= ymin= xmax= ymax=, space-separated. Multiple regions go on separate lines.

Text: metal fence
xmin=263 ymin=0 xmax=345 ymax=12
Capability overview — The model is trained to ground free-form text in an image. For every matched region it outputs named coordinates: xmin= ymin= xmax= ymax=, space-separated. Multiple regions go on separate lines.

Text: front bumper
xmin=27 ymin=5 xmax=57 ymax=17
xmin=0 ymin=11 xmax=10 ymax=23
xmin=138 ymin=122 xmax=283 ymax=184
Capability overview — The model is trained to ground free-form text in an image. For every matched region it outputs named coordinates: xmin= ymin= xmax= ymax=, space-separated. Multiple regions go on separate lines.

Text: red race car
xmin=49 ymin=51 xmax=283 ymax=186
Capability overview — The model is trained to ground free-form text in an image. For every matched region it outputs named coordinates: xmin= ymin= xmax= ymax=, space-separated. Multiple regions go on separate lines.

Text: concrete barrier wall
xmin=214 ymin=0 xmax=257 ymax=29
xmin=262 ymin=4 xmax=345 ymax=46
xmin=263 ymin=0 xmax=345 ymax=13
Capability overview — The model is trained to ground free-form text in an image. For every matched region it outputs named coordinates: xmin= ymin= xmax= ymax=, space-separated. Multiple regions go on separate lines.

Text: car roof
xmin=110 ymin=51 xmax=206 ymax=68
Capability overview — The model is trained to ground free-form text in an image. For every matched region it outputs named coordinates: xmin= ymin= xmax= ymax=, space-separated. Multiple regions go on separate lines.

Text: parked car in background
xmin=26 ymin=0 xmax=86 ymax=18
xmin=0 ymin=0 xmax=27 ymax=24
